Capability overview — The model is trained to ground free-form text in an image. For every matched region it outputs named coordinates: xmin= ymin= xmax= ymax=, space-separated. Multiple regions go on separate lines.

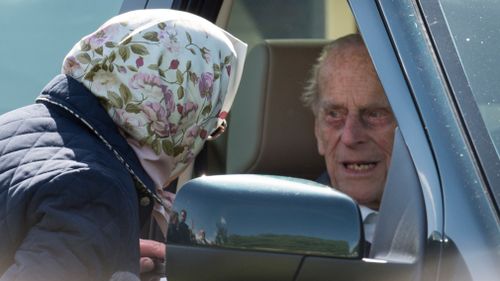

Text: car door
xmin=349 ymin=0 xmax=500 ymax=280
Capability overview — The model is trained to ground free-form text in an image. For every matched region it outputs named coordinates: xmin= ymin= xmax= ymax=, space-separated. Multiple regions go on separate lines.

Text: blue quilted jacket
xmin=0 ymin=75 xmax=158 ymax=281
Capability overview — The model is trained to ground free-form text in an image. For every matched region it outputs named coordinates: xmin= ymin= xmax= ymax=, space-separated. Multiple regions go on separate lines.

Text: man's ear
xmin=314 ymin=118 xmax=326 ymax=156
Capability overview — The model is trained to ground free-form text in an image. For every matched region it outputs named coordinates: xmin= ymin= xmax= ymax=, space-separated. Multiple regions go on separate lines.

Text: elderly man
xmin=302 ymin=34 xmax=396 ymax=242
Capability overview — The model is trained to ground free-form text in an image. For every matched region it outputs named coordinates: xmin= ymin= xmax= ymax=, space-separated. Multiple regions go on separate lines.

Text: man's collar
xmin=359 ymin=205 xmax=378 ymax=221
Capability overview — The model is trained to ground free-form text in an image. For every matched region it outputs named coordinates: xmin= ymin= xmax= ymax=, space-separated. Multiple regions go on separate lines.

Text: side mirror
xmin=166 ymin=174 xmax=364 ymax=281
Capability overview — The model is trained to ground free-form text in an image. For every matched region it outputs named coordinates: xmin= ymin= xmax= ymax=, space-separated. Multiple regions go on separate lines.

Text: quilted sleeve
xmin=1 ymin=168 xmax=142 ymax=281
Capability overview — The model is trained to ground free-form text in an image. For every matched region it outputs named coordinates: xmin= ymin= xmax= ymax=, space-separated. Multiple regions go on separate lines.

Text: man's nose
xmin=340 ymin=115 xmax=368 ymax=146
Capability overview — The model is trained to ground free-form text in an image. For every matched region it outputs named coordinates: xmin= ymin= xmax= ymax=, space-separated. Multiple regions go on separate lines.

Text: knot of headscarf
xmin=62 ymin=9 xmax=247 ymax=235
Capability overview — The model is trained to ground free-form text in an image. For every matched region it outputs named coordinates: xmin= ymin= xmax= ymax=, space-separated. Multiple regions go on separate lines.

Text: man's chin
xmin=334 ymin=180 xmax=381 ymax=204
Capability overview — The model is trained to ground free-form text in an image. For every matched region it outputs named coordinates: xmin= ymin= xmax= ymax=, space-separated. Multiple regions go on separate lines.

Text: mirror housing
xmin=166 ymin=174 xmax=364 ymax=280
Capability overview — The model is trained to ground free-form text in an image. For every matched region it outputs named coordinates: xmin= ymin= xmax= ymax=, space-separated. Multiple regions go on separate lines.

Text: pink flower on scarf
xmin=199 ymin=72 xmax=214 ymax=98
xmin=62 ymin=56 xmax=81 ymax=75
xmin=162 ymin=86 xmax=176 ymax=116
xmin=136 ymin=57 xmax=144 ymax=68
xmin=169 ymin=59 xmax=179 ymax=69
xmin=159 ymin=27 xmax=181 ymax=53
xmin=177 ymin=101 xmax=199 ymax=118
xmin=182 ymin=125 xmax=201 ymax=148
xmin=129 ymin=73 xmax=165 ymax=100
xmin=115 ymin=108 xmax=144 ymax=132
xmin=142 ymin=102 xmax=171 ymax=137
xmin=130 ymin=73 xmax=161 ymax=89
xmin=88 ymin=24 xmax=119 ymax=49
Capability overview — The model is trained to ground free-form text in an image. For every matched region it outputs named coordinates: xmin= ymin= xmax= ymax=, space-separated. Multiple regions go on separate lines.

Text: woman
xmin=0 ymin=9 xmax=246 ymax=281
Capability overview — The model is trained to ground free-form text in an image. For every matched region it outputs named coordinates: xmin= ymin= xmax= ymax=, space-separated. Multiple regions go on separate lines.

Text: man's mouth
xmin=343 ymin=162 xmax=377 ymax=171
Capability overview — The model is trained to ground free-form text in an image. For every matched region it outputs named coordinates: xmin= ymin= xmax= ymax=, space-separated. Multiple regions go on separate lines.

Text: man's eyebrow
xmin=362 ymin=104 xmax=392 ymax=110
xmin=318 ymin=100 xmax=344 ymax=109
xmin=360 ymin=105 xmax=395 ymax=116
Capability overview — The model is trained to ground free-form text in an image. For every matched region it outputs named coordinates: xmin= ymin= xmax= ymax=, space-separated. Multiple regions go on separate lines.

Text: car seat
xmin=220 ymin=39 xmax=330 ymax=180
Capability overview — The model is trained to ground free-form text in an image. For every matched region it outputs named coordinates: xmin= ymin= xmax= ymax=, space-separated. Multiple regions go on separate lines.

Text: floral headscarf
xmin=62 ymin=9 xmax=247 ymax=234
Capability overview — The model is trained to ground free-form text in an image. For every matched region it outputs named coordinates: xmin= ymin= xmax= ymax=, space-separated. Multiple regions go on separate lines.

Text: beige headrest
xmin=226 ymin=39 xmax=329 ymax=180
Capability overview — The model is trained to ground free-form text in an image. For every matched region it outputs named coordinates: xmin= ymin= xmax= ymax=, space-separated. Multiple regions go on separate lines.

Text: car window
xmin=215 ymin=0 xmax=358 ymax=177
xmin=438 ymin=0 xmax=500 ymax=156
xmin=226 ymin=0 xmax=356 ymax=50
xmin=0 ymin=0 xmax=123 ymax=114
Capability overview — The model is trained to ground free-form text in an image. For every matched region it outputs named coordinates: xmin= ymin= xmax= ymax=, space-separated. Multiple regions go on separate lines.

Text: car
xmin=1 ymin=1 xmax=499 ymax=281
xmin=164 ymin=1 xmax=500 ymax=281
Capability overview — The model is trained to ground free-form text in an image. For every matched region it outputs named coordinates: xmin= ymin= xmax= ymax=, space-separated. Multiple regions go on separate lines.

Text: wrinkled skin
xmin=314 ymin=43 xmax=396 ymax=210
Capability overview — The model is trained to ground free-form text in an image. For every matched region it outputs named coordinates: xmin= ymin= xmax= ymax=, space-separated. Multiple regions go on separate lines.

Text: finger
xmin=140 ymin=257 xmax=155 ymax=273
xmin=139 ymin=239 xmax=166 ymax=258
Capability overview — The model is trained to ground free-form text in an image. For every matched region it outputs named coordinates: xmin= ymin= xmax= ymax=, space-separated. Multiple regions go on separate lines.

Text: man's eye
xmin=324 ymin=108 xmax=345 ymax=118
xmin=368 ymin=110 xmax=385 ymax=118
xmin=323 ymin=109 xmax=346 ymax=127
xmin=328 ymin=110 xmax=341 ymax=118
xmin=364 ymin=109 xmax=393 ymax=125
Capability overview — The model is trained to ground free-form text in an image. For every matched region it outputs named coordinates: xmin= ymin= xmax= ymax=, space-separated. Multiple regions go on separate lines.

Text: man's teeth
xmin=346 ymin=163 xmax=375 ymax=171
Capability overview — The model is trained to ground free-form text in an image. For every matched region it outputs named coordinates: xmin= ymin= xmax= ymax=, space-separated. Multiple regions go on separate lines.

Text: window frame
xmin=349 ymin=0 xmax=444 ymax=244
xmin=418 ymin=0 xmax=500 ymax=213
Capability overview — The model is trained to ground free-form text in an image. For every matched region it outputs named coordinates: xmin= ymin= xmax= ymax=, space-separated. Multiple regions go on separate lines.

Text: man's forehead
xmin=326 ymin=43 xmax=372 ymax=68
xmin=320 ymin=52 xmax=379 ymax=87
xmin=318 ymin=67 xmax=387 ymax=104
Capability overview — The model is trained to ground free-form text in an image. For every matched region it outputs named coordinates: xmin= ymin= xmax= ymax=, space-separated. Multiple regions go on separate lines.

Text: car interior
xmin=164 ymin=4 xmax=428 ymax=278
xmin=209 ymin=5 xmax=427 ymax=267
xmin=164 ymin=0 xmax=358 ymax=186
xmin=211 ymin=38 xmax=328 ymax=180
xmin=161 ymin=0 xmax=428 ymax=272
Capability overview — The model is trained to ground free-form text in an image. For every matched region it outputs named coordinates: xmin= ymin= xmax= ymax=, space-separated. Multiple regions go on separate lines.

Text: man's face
xmin=180 ymin=211 xmax=187 ymax=222
xmin=314 ymin=46 xmax=396 ymax=210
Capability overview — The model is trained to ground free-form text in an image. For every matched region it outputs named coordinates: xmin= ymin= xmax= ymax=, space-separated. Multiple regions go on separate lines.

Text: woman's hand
xmin=139 ymin=239 xmax=166 ymax=273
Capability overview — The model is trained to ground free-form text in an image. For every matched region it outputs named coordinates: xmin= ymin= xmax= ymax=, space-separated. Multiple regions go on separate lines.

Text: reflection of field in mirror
xmin=224 ymin=234 xmax=352 ymax=257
